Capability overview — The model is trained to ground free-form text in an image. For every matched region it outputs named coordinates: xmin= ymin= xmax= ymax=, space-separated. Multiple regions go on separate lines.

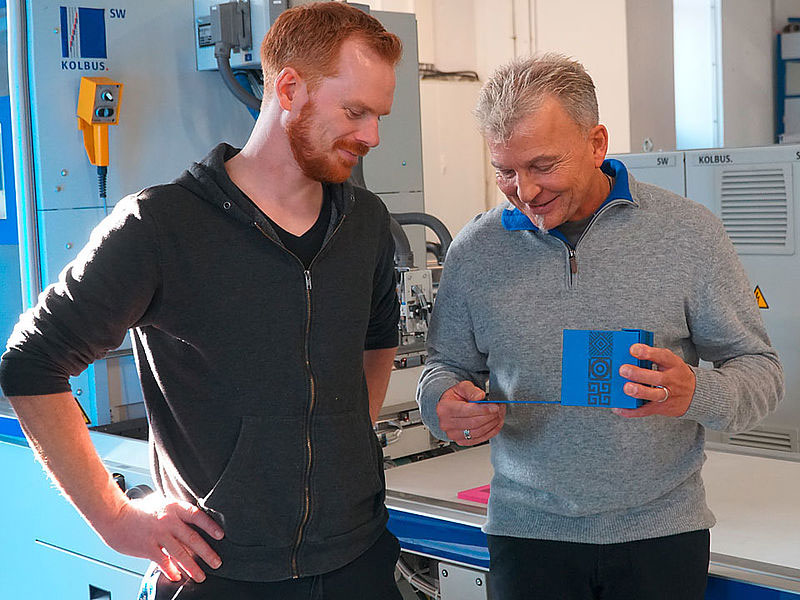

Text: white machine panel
xmin=36 ymin=207 xmax=107 ymax=285
xmin=363 ymin=11 xmax=424 ymax=198
xmin=685 ymin=145 xmax=800 ymax=441
xmin=0 ymin=425 xmax=152 ymax=599
xmin=438 ymin=563 xmax=489 ymax=600
xmin=607 ymin=151 xmax=686 ymax=197
xmin=22 ymin=2 xmax=428 ymax=426
xmin=611 ymin=146 xmax=800 ymax=449
xmin=193 ymin=0 xmax=287 ymax=71
xmin=27 ymin=0 xmax=255 ymax=277
xmin=686 ymin=146 xmax=797 ymax=255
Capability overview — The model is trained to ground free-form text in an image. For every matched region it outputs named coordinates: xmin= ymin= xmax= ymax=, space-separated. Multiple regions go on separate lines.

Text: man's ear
xmin=589 ymin=124 xmax=609 ymax=167
xmin=274 ymin=67 xmax=307 ymax=112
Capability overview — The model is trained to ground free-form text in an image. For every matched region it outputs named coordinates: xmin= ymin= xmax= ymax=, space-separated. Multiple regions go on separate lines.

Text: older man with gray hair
xmin=416 ymin=53 xmax=783 ymax=599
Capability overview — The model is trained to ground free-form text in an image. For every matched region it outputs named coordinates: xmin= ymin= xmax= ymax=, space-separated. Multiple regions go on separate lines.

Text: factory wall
xmin=773 ymin=0 xmax=800 ymax=31
xmin=626 ymin=0 xmax=676 ymax=153
xmin=361 ymin=0 xmax=787 ymax=236
xmin=721 ymin=0 xmax=775 ymax=148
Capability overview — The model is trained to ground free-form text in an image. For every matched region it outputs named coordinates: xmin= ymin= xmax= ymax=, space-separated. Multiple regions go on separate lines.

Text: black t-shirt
xmin=267 ymin=190 xmax=332 ymax=269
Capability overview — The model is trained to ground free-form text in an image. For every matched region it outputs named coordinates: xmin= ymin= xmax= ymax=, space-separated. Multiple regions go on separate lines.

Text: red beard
xmin=287 ymin=100 xmax=370 ymax=183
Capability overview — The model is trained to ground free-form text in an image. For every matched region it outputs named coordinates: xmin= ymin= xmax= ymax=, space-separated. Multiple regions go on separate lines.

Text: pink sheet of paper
xmin=457 ymin=484 xmax=490 ymax=504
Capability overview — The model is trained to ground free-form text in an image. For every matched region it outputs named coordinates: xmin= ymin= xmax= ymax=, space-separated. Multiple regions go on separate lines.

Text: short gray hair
xmin=474 ymin=53 xmax=599 ymax=143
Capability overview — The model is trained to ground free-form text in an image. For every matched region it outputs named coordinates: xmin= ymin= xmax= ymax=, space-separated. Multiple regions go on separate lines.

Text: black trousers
xmin=487 ymin=529 xmax=710 ymax=600
xmin=138 ymin=528 xmax=402 ymax=600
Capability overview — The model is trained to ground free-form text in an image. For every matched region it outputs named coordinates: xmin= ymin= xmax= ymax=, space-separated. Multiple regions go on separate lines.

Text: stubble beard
xmin=532 ymin=213 xmax=549 ymax=234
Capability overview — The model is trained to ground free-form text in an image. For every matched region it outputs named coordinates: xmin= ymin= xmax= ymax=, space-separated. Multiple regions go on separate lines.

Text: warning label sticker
xmin=754 ymin=286 xmax=769 ymax=309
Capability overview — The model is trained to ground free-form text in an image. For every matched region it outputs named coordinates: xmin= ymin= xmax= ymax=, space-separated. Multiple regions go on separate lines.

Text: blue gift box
xmin=560 ymin=328 xmax=654 ymax=409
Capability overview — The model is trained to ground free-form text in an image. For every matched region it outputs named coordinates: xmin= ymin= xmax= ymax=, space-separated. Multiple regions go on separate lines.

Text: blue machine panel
xmin=388 ymin=509 xmax=489 ymax=569
xmin=0 ymin=95 xmax=18 ymax=244
xmin=0 ymin=244 xmax=23 ymax=346
xmin=707 ymin=577 xmax=800 ymax=600
xmin=0 ymin=95 xmax=23 ymax=354
xmin=0 ymin=413 xmax=26 ymax=443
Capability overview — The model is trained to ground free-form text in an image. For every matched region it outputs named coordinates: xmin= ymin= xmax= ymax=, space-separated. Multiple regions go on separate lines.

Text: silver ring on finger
xmin=654 ymin=385 xmax=670 ymax=402
xmin=463 ymin=428 xmax=472 ymax=440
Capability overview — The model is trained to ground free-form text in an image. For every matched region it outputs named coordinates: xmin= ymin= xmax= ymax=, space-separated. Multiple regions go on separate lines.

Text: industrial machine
xmin=378 ymin=210 xmax=454 ymax=462
xmin=6 ymin=2 xmax=797 ymax=598
xmin=7 ymin=0 xmax=431 ymax=436
xmin=685 ymin=144 xmax=800 ymax=451
xmin=610 ymin=146 xmax=800 ymax=454
xmin=607 ymin=150 xmax=686 ymax=196
xmin=1 ymin=1 xmax=438 ymax=597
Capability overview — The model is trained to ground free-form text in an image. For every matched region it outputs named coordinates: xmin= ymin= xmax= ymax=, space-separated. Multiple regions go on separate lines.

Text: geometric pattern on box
xmin=588 ymin=331 xmax=613 ymax=356
xmin=560 ymin=328 xmax=654 ymax=409
xmin=587 ymin=331 xmax=613 ymax=405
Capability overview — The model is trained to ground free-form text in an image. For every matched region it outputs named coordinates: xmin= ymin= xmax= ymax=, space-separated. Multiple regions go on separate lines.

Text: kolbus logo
xmin=60 ymin=7 xmax=108 ymax=71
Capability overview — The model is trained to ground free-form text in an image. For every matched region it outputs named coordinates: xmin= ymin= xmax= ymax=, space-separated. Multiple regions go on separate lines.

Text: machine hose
xmin=391 ymin=212 xmax=452 ymax=264
xmin=390 ymin=216 xmax=415 ymax=269
xmin=233 ymin=71 xmax=261 ymax=120
xmin=215 ymin=44 xmax=262 ymax=112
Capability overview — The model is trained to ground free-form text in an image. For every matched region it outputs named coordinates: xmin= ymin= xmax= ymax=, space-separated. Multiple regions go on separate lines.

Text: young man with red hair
xmin=0 ymin=3 xmax=404 ymax=598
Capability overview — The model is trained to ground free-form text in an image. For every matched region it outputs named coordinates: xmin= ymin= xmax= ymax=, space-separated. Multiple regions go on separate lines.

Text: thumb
xmin=453 ymin=380 xmax=486 ymax=402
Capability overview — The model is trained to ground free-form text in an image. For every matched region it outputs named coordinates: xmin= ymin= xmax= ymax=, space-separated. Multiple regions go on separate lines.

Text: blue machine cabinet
xmin=0 ymin=94 xmax=23 ymax=350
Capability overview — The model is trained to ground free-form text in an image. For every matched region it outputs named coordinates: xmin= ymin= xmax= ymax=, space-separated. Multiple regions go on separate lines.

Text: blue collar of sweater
xmin=501 ymin=159 xmax=634 ymax=232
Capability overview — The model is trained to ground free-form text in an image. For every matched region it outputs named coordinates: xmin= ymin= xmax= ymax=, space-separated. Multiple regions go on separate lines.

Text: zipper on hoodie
xmin=253 ymin=205 xmax=348 ymax=578
xmin=292 ymin=266 xmax=315 ymax=578
xmin=554 ymin=198 xmax=631 ymax=289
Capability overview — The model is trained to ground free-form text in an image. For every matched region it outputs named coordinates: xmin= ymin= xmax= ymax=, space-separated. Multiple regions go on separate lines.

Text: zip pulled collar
xmin=501 ymin=158 xmax=636 ymax=232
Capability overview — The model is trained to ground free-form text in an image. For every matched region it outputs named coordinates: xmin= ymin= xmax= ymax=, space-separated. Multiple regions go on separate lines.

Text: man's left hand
xmin=612 ymin=343 xmax=696 ymax=419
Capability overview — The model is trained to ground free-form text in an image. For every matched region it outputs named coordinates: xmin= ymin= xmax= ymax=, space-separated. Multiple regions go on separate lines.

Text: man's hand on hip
xmin=613 ymin=343 xmax=696 ymax=419
xmin=101 ymin=498 xmax=225 ymax=583
xmin=437 ymin=381 xmax=506 ymax=446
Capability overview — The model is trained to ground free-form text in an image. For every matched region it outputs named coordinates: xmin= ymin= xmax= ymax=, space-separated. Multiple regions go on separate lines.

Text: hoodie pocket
xmin=310 ymin=411 xmax=384 ymax=540
xmin=199 ymin=415 xmax=305 ymax=547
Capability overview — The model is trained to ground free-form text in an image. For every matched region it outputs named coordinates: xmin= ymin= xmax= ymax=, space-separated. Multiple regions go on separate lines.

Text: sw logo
xmin=59 ymin=6 xmax=108 ymax=71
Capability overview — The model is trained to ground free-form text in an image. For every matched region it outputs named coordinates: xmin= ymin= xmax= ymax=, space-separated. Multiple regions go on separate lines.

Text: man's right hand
xmin=437 ymin=381 xmax=506 ymax=446
xmin=99 ymin=498 xmax=224 ymax=582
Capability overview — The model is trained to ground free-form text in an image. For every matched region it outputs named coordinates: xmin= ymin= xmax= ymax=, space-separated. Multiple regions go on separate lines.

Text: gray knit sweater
xmin=416 ymin=162 xmax=783 ymax=544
